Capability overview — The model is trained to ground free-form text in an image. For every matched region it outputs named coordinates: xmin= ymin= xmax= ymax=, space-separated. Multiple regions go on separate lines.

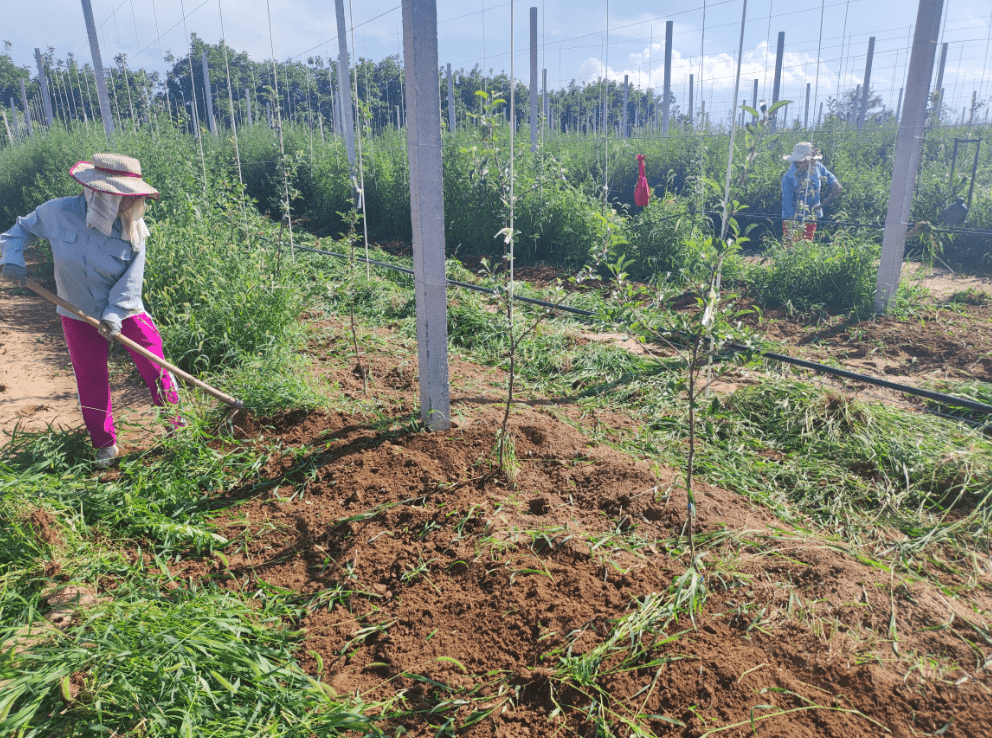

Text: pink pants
xmin=61 ymin=313 xmax=181 ymax=449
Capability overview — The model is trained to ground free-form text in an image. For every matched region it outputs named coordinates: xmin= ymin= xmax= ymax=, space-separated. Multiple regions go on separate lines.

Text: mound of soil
xmin=168 ymin=340 xmax=992 ymax=737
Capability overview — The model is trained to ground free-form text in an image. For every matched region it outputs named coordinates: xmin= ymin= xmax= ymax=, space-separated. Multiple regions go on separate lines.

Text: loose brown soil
xmin=161 ymin=328 xmax=992 ymax=738
xmin=759 ymin=304 xmax=992 ymax=383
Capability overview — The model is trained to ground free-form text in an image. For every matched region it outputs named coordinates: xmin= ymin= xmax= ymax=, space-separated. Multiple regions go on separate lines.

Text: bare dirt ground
xmin=0 ymin=263 xmax=163 ymax=449
xmin=144 ymin=321 xmax=992 ymax=738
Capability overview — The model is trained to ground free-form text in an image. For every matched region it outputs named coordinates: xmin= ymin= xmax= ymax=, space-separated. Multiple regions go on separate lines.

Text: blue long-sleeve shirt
xmin=781 ymin=162 xmax=839 ymax=221
xmin=0 ymin=194 xmax=146 ymax=327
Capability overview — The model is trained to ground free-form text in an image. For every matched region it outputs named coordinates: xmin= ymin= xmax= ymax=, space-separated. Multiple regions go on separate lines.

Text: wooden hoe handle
xmin=23 ymin=279 xmax=244 ymax=409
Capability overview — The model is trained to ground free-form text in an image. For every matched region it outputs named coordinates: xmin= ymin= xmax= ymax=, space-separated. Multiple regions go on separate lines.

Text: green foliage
xmin=747 ymin=238 xmax=880 ymax=314
xmin=626 ymin=193 xmax=708 ymax=280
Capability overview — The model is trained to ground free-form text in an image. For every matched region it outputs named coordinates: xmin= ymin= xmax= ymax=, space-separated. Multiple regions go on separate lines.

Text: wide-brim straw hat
xmin=783 ymin=142 xmax=822 ymax=162
xmin=69 ymin=153 xmax=160 ymax=200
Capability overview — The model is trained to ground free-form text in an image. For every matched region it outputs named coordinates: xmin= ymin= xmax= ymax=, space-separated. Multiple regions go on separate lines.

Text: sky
xmin=7 ymin=0 xmax=992 ymax=122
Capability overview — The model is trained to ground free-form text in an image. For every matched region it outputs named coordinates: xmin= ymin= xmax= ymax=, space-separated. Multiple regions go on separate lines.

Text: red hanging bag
xmin=634 ymin=154 xmax=650 ymax=208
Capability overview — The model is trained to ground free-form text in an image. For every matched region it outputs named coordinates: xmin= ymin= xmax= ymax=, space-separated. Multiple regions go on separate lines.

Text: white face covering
xmin=83 ymin=188 xmax=151 ymax=252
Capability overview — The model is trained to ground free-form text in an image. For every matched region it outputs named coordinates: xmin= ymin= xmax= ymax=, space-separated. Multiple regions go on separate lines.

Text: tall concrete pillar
xmin=80 ymin=0 xmax=114 ymax=143
xmin=401 ymin=0 xmax=451 ymax=430
xmin=662 ymin=21 xmax=673 ymax=134
xmin=20 ymin=79 xmax=33 ymax=138
xmin=771 ymin=31 xmax=785 ymax=130
xmin=876 ymin=0 xmax=944 ymax=312
xmin=529 ymin=7 xmax=538 ymax=152
xmin=931 ymin=42 xmax=948 ymax=124
xmin=34 ymin=48 xmax=53 ymax=127
xmin=446 ymin=62 xmax=455 ymax=132
xmin=542 ymin=68 xmax=548 ymax=126
xmin=201 ymin=52 xmax=217 ymax=135
xmin=857 ymin=37 xmax=876 ymax=132
xmin=688 ymin=73 xmax=694 ymax=130
xmin=622 ymin=74 xmax=629 ymax=138
xmin=804 ymin=82 xmax=811 ymax=128
xmin=334 ymin=0 xmax=357 ymax=166
xmin=9 ymin=98 xmax=21 ymax=140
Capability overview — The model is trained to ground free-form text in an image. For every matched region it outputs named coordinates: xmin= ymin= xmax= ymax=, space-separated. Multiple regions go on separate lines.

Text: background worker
xmin=781 ymin=142 xmax=843 ymax=245
xmin=0 ymin=154 xmax=181 ymax=467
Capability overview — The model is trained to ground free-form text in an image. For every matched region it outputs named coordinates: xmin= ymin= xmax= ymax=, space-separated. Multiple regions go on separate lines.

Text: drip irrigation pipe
xmin=705 ymin=210 xmax=992 ymax=236
xmin=291 ymin=242 xmax=992 ymax=416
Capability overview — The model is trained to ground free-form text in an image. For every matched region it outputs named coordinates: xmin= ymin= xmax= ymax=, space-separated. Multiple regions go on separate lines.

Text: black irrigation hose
xmin=705 ymin=210 xmax=992 ymax=237
xmin=292 ymin=243 xmax=992 ymax=416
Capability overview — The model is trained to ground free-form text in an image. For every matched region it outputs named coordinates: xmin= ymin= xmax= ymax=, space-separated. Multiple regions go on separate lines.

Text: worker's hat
xmin=783 ymin=142 xmax=822 ymax=162
xmin=69 ymin=154 xmax=160 ymax=200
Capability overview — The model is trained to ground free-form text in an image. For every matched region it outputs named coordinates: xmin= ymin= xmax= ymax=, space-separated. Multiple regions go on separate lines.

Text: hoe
xmin=22 ymin=278 xmax=243 ymax=409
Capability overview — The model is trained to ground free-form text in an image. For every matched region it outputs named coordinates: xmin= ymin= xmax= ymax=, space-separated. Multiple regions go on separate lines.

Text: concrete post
xmin=662 ymin=20 xmax=673 ymax=134
xmin=622 ymin=74 xmax=629 ymax=138
xmin=401 ymin=0 xmax=451 ymax=430
xmin=895 ymin=87 xmax=903 ymax=122
xmin=80 ymin=0 xmax=114 ymax=143
xmin=201 ymin=52 xmax=217 ymax=135
xmin=245 ymin=88 xmax=253 ymax=127
xmin=396 ymin=104 xmax=401 ymax=128
xmin=20 ymin=79 xmax=33 ymax=138
xmin=931 ymin=42 xmax=948 ymax=124
xmin=9 ymin=98 xmax=21 ymax=140
xmin=857 ymin=37 xmax=875 ymax=132
xmin=529 ymin=7 xmax=538 ymax=152
xmin=688 ymin=73 xmax=694 ymax=130
xmin=334 ymin=0 xmax=357 ymax=167
xmin=542 ymin=68 xmax=548 ymax=127
xmin=333 ymin=81 xmax=343 ymax=137
xmin=876 ymin=0 xmax=944 ymax=313
xmin=34 ymin=48 xmax=53 ymax=128
xmin=753 ymin=78 xmax=759 ymax=111
xmin=2 ymin=111 xmax=12 ymax=145
xmin=817 ymin=101 xmax=823 ymax=127
xmin=446 ymin=62 xmax=455 ymax=132
xmin=804 ymin=82 xmax=811 ymax=128
xmin=771 ymin=31 xmax=785 ymax=130
xmin=969 ymin=89 xmax=977 ymax=125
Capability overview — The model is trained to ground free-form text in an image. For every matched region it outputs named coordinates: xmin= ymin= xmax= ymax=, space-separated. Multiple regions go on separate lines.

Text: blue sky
xmin=7 ymin=0 xmax=992 ymax=121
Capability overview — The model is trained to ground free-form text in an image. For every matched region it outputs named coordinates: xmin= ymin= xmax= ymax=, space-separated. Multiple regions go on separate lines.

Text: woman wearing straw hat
xmin=781 ymin=142 xmax=842 ymax=246
xmin=0 ymin=153 xmax=182 ymax=467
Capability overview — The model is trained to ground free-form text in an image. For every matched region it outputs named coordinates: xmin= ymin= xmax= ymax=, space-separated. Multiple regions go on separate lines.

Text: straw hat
xmin=69 ymin=153 xmax=160 ymax=200
xmin=783 ymin=142 xmax=822 ymax=162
